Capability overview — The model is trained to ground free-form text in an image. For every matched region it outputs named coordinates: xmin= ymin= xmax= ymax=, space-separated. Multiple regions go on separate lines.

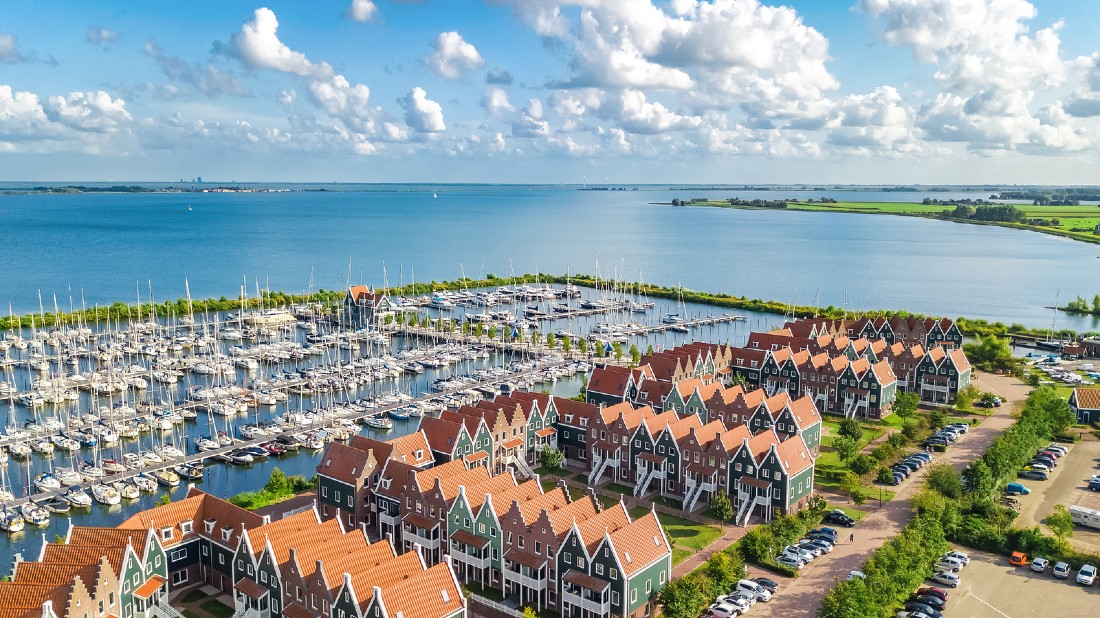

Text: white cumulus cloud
xmin=0 ymin=33 xmax=25 ymax=63
xmin=481 ymin=87 xmax=514 ymax=117
xmin=426 ymin=32 xmax=484 ymax=79
xmin=400 ymin=87 xmax=446 ymax=133
xmin=86 ymin=27 xmax=119 ymax=46
xmin=44 ymin=91 xmax=132 ymax=133
xmin=346 ymin=0 xmax=378 ymax=22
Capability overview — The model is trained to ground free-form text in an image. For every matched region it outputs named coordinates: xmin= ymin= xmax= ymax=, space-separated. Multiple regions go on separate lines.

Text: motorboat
xmin=153 ymin=468 xmax=180 ymax=487
xmin=364 ymin=416 xmax=393 ymax=430
xmin=55 ymin=467 xmax=83 ymax=487
xmin=39 ymin=497 xmax=71 ymax=514
xmin=20 ymin=502 xmax=50 ymax=526
xmin=121 ymin=453 xmax=147 ymax=469
xmin=388 ymin=408 xmax=410 ymax=421
xmin=241 ymin=445 xmax=268 ymax=459
xmin=63 ymin=486 xmax=93 ymax=508
xmin=175 ymin=462 xmax=205 ymax=480
xmin=91 ymin=484 xmax=121 ymax=505
xmin=114 ymin=481 xmax=140 ymax=500
xmin=102 ymin=458 xmax=127 ymax=474
xmin=0 ymin=507 xmax=24 ymax=533
xmin=79 ymin=462 xmax=105 ymax=481
xmin=194 ymin=436 xmax=220 ymax=452
xmin=132 ymin=474 xmax=157 ymax=492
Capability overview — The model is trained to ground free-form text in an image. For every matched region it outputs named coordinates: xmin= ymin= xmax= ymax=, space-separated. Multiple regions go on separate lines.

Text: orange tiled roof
xmin=317 ymin=441 xmax=378 ymax=484
xmin=1074 ymin=388 xmax=1100 ymax=410
xmin=377 ymin=562 xmax=464 ymax=618
xmin=575 ymin=503 xmax=631 ymax=552
xmin=609 ymin=511 xmax=670 ymax=576
xmin=774 ymin=436 xmax=814 ymax=475
xmin=345 ymin=551 xmax=425 ymax=611
xmin=545 ymin=496 xmax=600 ymax=537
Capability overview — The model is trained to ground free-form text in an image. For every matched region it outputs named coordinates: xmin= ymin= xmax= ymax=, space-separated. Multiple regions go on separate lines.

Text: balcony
xmin=503 ymin=550 xmax=548 ymax=590
xmin=562 ymin=571 xmax=611 ymax=615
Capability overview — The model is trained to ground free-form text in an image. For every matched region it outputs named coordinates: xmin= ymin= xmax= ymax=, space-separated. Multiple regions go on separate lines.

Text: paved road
xmin=750 ymin=372 xmax=1029 ymax=618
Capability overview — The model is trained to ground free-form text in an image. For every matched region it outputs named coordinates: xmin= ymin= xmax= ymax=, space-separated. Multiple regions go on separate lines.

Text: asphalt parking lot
xmin=1012 ymin=439 xmax=1100 ymax=553
xmin=942 ymin=549 xmax=1100 ymax=617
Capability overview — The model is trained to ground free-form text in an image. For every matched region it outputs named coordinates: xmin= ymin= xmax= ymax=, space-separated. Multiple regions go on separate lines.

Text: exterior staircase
xmin=682 ymin=478 xmax=704 ymax=513
xmin=633 ymin=464 xmax=660 ymax=497
xmin=589 ymin=452 xmax=614 ymax=485
xmin=512 ymin=455 xmax=536 ymax=480
xmin=735 ymin=495 xmax=753 ymax=526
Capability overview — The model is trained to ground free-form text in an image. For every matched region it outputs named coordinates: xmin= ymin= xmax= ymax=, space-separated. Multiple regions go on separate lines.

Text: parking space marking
xmin=966 ymin=591 xmax=1012 ymax=618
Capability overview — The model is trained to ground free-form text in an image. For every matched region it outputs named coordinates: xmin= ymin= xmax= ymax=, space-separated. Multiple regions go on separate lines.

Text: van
xmin=1070 ymin=505 xmax=1100 ymax=530
xmin=1005 ymin=483 xmax=1031 ymax=495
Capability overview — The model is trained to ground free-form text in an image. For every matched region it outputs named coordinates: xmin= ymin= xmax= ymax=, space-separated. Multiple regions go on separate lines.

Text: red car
xmin=915 ymin=587 xmax=948 ymax=602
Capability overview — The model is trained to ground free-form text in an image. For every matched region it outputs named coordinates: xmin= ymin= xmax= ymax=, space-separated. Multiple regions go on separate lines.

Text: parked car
xmin=896 ymin=612 xmax=934 ymax=618
xmin=715 ymin=593 xmax=753 ymax=611
xmin=810 ymin=527 xmax=839 ymax=540
xmin=1017 ymin=469 xmax=1049 ymax=481
xmin=946 ymin=422 xmax=971 ymax=433
xmin=782 ymin=545 xmax=815 ymax=562
xmin=776 ymin=554 xmax=803 ymax=570
xmin=824 ymin=510 xmax=856 ymax=527
xmin=907 ymin=595 xmax=946 ymax=611
xmin=1032 ymin=454 xmax=1057 ymax=467
xmin=934 ymin=558 xmax=964 ymax=573
xmin=910 ymin=452 xmax=933 ymax=462
xmin=903 ymin=602 xmax=943 ymax=618
xmin=1031 ymin=557 xmax=1050 ymax=572
xmin=847 ymin=570 xmax=866 ymax=581
xmin=706 ymin=601 xmax=743 ymax=618
xmin=1024 ymin=462 xmax=1051 ymax=473
xmin=1077 ymin=564 xmax=1097 ymax=586
xmin=1004 ymin=482 xmax=1031 ymax=495
xmin=1089 ymin=479 xmax=1100 ymax=492
xmin=915 ymin=587 xmax=948 ymax=602
xmin=1053 ymin=562 xmax=1071 ymax=578
xmin=1010 ymin=552 xmax=1029 ymax=566
xmin=796 ymin=541 xmax=824 ymax=557
xmin=1045 ymin=444 xmax=1068 ymax=456
xmin=734 ymin=580 xmax=772 ymax=602
xmin=930 ymin=572 xmax=960 ymax=588
xmin=751 ymin=577 xmax=779 ymax=594
xmin=800 ymin=538 xmax=834 ymax=553
xmin=942 ymin=551 xmax=970 ymax=566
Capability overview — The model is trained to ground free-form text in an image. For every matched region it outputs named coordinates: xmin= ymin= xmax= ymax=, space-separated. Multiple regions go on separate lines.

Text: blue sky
xmin=1 ymin=0 xmax=1099 ymax=183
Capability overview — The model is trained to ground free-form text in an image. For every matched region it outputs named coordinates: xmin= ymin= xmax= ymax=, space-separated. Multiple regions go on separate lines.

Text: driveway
xmin=750 ymin=371 xmax=1026 ymax=618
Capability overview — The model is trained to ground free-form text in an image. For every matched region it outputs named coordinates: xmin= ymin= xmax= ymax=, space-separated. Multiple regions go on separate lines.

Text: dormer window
xmin=222 ymin=527 xmax=233 ymax=542
xmin=205 ymin=520 xmax=216 ymax=534
xmin=160 ymin=527 xmax=173 ymax=541
xmin=180 ymin=521 xmax=193 ymax=535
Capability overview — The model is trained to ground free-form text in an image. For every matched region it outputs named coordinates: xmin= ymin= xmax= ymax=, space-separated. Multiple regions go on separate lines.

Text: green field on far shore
xmin=688 ymin=200 xmax=1100 ymax=246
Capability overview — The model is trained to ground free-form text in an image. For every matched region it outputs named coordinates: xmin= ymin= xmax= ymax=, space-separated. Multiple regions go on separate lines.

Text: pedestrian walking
xmin=849 ymin=533 xmax=855 ymax=544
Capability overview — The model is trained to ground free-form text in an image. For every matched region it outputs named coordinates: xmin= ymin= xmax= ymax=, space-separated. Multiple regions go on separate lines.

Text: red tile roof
xmin=1074 ymin=388 xmax=1100 ymax=410
xmin=377 ymin=562 xmax=464 ymax=618
xmin=609 ymin=511 xmax=670 ymax=576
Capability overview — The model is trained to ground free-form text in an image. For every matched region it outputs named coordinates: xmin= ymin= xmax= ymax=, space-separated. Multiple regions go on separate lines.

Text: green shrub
xmin=849 ymin=454 xmax=876 ymax=475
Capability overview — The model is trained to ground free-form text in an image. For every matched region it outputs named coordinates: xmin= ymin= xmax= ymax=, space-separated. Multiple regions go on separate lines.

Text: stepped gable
xmin=574 ymin=503 xmax=631 ymax=552
xmin=472 ymin=478 xmax=541 ymax=513
xmin=119 ymin=487 xmax=263 ymax=548
xmin=608 ymin=511 xmax=670 ymax=576
xmin=545 ymin=495 xmax=600 ymax=537
xmin=0 ymin=582 xmax=74 ymax=618
xmin=319 ymin=440 xmax=378 ymax=481
xmin=515 ymin=486 xmax=571 ymax=523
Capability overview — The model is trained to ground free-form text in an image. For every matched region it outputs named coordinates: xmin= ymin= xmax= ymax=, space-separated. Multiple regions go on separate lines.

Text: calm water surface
xmin=1 ymin=185 xmax=1097 ymax=331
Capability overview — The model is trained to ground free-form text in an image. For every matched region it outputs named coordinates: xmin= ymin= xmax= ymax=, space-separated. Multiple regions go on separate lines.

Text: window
xmin=610 ymin=568 xmax=618 ymax=580
xmin=172 ymin=570 xmax=188 ymax=586
xmin=322 ymin=486 xmax=329 ymax=498
xmin=631 ymin=589 xmax=638 ymax=603
xmin=660 ymin=570 xmax=666 ymax=584
xmin=535 ymin=541 xmax=542 ymax=554
xmin=734 ymin=463 xmax=742 ymax=472
xmin=613 ymin=591 xmax=620 ymax=604
xmin=219 ymin=555 xmax=225 ymax=565
xmin=169 ymin=548 xmax=187 ymax=562
xmin=202 ymin=546 xmax=209 ymax=557
xmin=646 ymin=580 xmax=652 ymax=594
xmin=761 ymin=469 xmax=769 ymax=479
xmin=180 ymin=521 xmax=193 ymax=535
xmin=160 ymin=528 xmax=173 ymax=541
xmin=595 ymin=563 xmax=604 ymax=575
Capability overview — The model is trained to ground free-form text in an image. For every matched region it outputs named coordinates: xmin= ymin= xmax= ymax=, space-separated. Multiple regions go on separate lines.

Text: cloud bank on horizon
xmin=0 ymin=0 xmax=1098 ymax=182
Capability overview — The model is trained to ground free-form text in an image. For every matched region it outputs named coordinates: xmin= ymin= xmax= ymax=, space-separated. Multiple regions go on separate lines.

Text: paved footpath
xmin=749 ymin=372 xmax=1029 ymax=618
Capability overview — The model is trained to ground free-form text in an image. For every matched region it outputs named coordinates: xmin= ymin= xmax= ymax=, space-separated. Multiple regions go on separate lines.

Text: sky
xmin=2 ymin=0 xmax=1100 ymax=184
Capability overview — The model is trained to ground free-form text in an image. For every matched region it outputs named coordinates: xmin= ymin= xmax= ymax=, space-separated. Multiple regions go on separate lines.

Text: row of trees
xmin=1065 ymin=294 xmax=1100 ymax=315
xmin=817 ymin=386 xmax=1081 ymax=617
xmin=941 ymin=203 xmax=1026 ymax=222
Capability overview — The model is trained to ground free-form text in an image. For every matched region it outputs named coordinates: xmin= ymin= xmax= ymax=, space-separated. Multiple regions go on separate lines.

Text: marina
xmin=0 ymin=280 xmax=754 ymax=558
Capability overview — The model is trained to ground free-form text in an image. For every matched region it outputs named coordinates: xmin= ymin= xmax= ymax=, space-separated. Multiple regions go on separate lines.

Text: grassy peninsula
xmin=679 ymin=199 xmax=1100 ymax=246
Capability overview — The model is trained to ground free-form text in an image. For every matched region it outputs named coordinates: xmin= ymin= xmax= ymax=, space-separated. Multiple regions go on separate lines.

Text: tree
xmin=704 ymin=550 xmax=745 ymax=592
xmin=955 ymin=386 xmax=978 ymax=410
xmin=929 ymin=408 xmax=946 ymax=428
xmin=658 ymin=574 xmax=709 ymax=618
xmin=838 ymin=418 xmax=864 ymax=442
xmin=562 ymin=336 xmax=572 ymax=353
xmin=539 ymin=446 xmax=565 ymax=472
xmin=711 ymin=490 xmax=734 ymax=522
xmin=461 ymin=321 xmax=470 ymax=336
xmin=521 ymin=608 xmax=538 ymax=618
xmin=612 ymin=341 xmax=623 ymax=360
xmin=963 ymin=335 xmax=1018 ymax=372
xmin=852 ymin=489 xmax=867 ymax=506
xmin=546 ymin=333 xmax=557 ymax=349
xmin=629 ymin=344 xmax=640 ymax=366
xmin=893 ymin=391 xmax=919 ymax=419
xmin=962 ymin=459 xmax=994 ymax=497
xmin=156 ymin=493 xmax=172 ymax=506
xmin=579 ymin=338 xmax=588 ymax=354
xmin=841 ymin=472 xmax=861 ymax=501
xmin=926 ymin=464 xmax=963 ymax=499
xmin=1047 ymin=505 xmax=1074 ymax=539
xmin=833 ymin=436 xmax=859 ymax=462
xmin=407 ymin=313 xmax=419 ymax=328
xmin=877 ymin=467 xmax=896 ymax=485
xmin=265 ymin=468 xmax=290 ymax=496
xmin=474 ymin=322 xmax=485 ymax=338
xmin=532 ymin=330 xmax=542 ymax=347
xmin=849 ymin=454 xmax=876 ymax=475
xmin=646 ymin=344 xmax=654 ymax=355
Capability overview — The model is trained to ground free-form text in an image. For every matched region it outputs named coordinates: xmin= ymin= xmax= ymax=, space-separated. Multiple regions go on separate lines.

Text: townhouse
xmin=1070 ymin=387 xmax=1100 ymax=424
xmin=343 ymin=285 xmax=395 ymax=329
xmin=912 ymin=346 xmax=972 ymax=404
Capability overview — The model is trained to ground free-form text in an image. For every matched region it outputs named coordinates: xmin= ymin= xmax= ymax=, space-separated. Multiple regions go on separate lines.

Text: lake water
xmin=1 ymin=184 xmax=1097 ymax=331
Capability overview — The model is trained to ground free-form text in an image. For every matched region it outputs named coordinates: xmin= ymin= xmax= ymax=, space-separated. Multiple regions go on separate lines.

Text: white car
xmin=935 ymin=556 xmax=965 ymax=572
xmin=783 ymin=545 xmax=815 ymax=562
xmin=897 ymin=612 xmax=934 ymax=618
xmin=847 ymin=570 xmax=866 ymax=581
xmin=776 ymin=554 xmax=804 ymax=570
xmin=1046 ymin=444 xmax=1068 ymax=456
xmin=706 ymin=602 xmax=743 ymax=618
xmin=930 ymin=571 xmax=960 ymax=588
xmin=942 ymin=551 xmax=970 ymax=566
xmin=1076 ymin=564 xmax=1096 ymax=586
xmin=716 ymin=592 xmax=754 ymax=610
xmin=734 ymin=579 xmax=772 ymax=602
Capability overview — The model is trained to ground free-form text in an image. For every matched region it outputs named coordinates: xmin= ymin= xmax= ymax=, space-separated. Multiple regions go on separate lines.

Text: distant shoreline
xmin=674 ymin=199 xmax=1100 ymax=247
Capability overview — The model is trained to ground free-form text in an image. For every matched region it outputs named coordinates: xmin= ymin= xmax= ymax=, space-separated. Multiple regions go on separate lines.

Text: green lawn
xmin=534 ymin=465 xmax=562 ymax=477
xmin=183 ymin=611 xmax=201 ymax=618
xmin=605 ymin=482 xmax=634 ymax=496
xmin=627 ymin=506 xmax=724 ymax=551
xmin=828 ymin=503 xmax=869 ymax=520
xmin=180 ymin=590 xmax=207 ymax=604
xmin=672 ymin=548 xmax=693 ymax=565
xmin=199 ymin=600 xmax=234 ymax=618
